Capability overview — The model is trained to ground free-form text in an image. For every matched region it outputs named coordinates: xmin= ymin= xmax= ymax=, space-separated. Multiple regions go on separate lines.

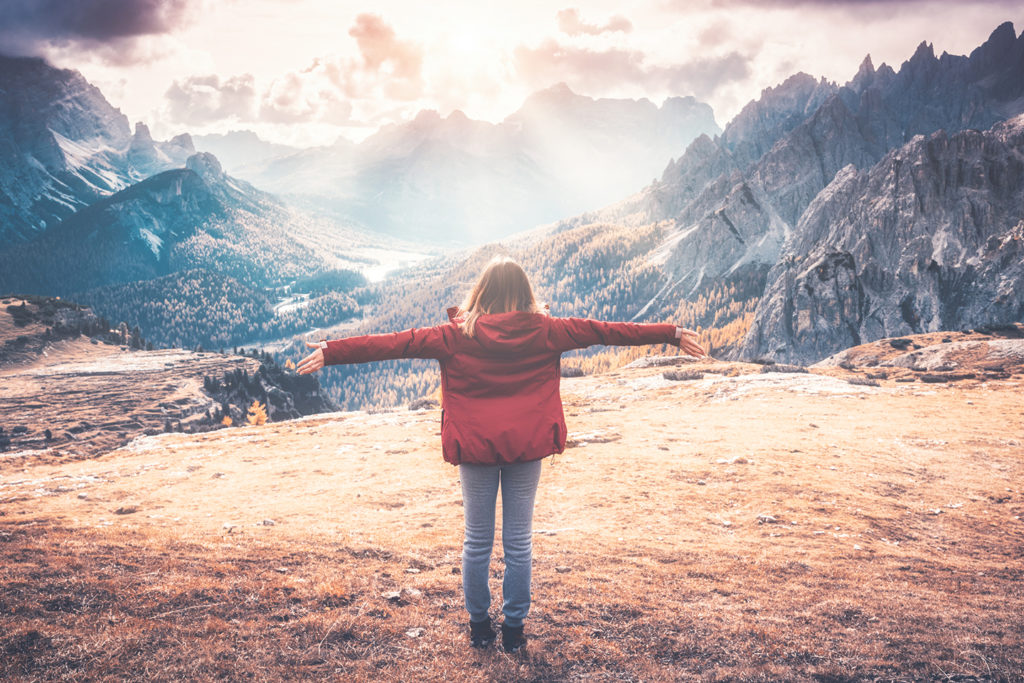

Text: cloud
xmin=556 ymin=8 xmax=633 ymax=36
xmin=513 ymin=39 xmax=751 ymax=99
xmin=0 ymin=0 xmax=196 ymax=61
xmin=348 ymin=13 xmax=423 ymax=82
xmin=162 ymin=14 xmax=423 ymax=129
xmin=258 ymin=14 xmax=424 ymax=123
xmin=259 ymin=66 xmax=356 ymax=125
xmin=165 ymin=73 xmax=257 ymax=126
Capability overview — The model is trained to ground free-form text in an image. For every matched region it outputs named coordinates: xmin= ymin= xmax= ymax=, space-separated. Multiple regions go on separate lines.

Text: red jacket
xmin=323 ymin=308 xmax=678 ymax=466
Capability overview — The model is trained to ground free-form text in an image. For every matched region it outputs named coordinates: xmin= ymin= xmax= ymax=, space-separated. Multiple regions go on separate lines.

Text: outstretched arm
xmin=296 ymin=325 xmax=455 ymax=374
xmin=548 ymin=317 xmax=708 ymax=358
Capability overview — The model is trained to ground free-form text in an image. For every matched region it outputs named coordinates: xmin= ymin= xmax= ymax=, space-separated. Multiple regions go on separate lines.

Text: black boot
xmin=469 ymin=617 xmax=496 ymax=648
xmin=501 ymin=623 xmax=527 ymax=653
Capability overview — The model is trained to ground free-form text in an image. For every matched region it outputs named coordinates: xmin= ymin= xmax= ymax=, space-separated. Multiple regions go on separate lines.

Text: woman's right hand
xmin=296 ymin=341 xmax=325 ymax=374
xmin=675 ymin=327 xmax=708 ymax=358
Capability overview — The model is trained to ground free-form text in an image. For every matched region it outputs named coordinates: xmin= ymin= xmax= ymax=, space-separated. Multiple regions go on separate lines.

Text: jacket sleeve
xmin=547 ymin=317 xmax=678 ymax=353
xmin=322 ymin=325 xmax=456 ymax=365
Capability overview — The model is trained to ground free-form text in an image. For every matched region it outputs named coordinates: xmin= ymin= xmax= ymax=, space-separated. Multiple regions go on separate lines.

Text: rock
xmin=403 ymin=588 xmax=422 ymax=598
xmin=408 ymin=397 xmax=438 ymax=411
xmin=624 ymin=355 xmax=698 ymax=369
xmin=761 ymin=364 xmax=808 ymax=374
xmin=274 ymin=567 xmax=288 ymax=574
xmin=222 ymin=522 xmax=237 ymax=532
xmin=260 ymin=519 xmax=276 ymax=526
xmin=381 ymin=591 xmax=402 ymax=601
xmin=405 ymin=627 xmax=425 ymax=638
xmin=77 ymin=492 xmax=88 ymax=500
xmin=847 ymin=377 xmax=879 ymax=387
xmin=663 ymin=369 xmax=704 ymax=381
xmin=405 ymin=567 xmax=420 ymax=574
xmin=756 ymin=514 xmax=779 ymax=524
xmin=114 ymin=505 xmax=138 ymax=515
xmin=555 ymin=566 xmax=572 ymax=573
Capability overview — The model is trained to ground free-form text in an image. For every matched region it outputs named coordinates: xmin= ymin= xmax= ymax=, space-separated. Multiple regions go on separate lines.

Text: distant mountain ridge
xmin=213 ymin=83 xmax=720 ymax=244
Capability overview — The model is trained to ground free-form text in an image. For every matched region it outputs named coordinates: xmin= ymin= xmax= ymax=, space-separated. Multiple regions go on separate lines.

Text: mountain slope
xmin=740 ymin=115 xmax=1024 ymax=362
xmin=0 ymin=55 xmax=196 ymax=242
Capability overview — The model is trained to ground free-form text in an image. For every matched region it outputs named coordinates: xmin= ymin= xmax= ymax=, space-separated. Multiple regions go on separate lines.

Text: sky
xmin=1 ymin=0 xmax=1021 ymax=147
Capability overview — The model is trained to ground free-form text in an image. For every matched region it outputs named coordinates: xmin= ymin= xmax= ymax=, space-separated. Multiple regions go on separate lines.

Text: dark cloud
xmin=165 ymin=74 xmax=257 ymax=126
xmin=557 ymin=8 xmax=633 ymax=36
xmin=513 ymin=39 xmax=751 ymax=99
xmin=0 ymin=0 xmax=195 ymax=59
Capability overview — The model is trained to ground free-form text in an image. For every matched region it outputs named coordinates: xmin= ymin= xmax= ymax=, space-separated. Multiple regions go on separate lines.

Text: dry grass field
xmin=2 ymin=343 xmax=1023 ymax=681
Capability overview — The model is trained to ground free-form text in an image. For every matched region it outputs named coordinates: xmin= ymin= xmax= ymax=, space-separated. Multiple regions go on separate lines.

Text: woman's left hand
xmin=296 ymin=342 xmax=325 ymax=374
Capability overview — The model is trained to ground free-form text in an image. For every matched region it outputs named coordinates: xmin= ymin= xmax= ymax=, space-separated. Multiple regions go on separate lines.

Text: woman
xmin=297 ymin=256 xmax=707 ymax=652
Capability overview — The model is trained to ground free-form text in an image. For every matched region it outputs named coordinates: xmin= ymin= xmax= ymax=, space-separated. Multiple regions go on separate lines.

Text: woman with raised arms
xmin=297 ymin=256 xmax=707 ymax=653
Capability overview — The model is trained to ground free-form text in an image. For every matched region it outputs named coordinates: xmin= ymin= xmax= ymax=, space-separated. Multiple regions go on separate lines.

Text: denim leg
xmin=499 ymin=459 xmax=543 ymax=627
xmin=459 ymin=463 xmax=500 ymax=623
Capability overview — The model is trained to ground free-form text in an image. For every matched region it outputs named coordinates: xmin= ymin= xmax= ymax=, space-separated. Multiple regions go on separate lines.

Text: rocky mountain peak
xmin=132 ymin=122 xmax=154 ymax=144
xmin=908 ymin=40 xmax=936 ymax=67
xmin=849 ymin=54 xmax=875 ymax=93
xmin=186 ymin=152 xmax=225 ymax=181
xmin=169 ymin=133 xmax=195 ymax=153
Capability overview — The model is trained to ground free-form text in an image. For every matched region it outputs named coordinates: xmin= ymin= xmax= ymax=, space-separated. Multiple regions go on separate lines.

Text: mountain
xmin=0 ymin=151 xmax=317 ymax=294
xmin=193 ymin=130 xmax=301 ymax=176
xmin=530 ymin=22 xmax=1024 ymax=360
xmin=739 ymin=114 xmax=1024 ymax=363
xmin=567 ymin=23 xmax=1024 ymax=298
xmin=233 ymin=84 xmax=720 ymax=244
xmin=0 ymin=55 xmax=196 ymax=242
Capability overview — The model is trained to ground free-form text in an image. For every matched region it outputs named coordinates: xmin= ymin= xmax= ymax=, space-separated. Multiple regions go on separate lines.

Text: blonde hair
xmin=458 ymin=256 xmax=542 ymax=337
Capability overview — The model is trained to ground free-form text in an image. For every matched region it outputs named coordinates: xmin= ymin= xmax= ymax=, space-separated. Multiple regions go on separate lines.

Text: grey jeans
xmin=459 ymin=459 xmax=543 ymax=627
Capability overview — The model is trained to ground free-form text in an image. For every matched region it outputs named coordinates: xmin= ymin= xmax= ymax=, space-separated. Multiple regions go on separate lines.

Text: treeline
xmin=73 ymin=269 xmax=277 ymax=350
xmin=72 ymin=268 xmax=365 ymax=351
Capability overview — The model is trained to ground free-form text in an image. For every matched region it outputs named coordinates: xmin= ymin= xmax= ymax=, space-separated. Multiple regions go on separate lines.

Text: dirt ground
xmin=2 ymin=346 xmax=1023 ymax=681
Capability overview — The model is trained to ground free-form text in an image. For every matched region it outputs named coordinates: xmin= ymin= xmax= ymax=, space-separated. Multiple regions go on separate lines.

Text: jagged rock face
xmin=612 ymin=23 xmax=1024 ymax=295
xmin=741 ymin=116 xmax=1024 ymax=363
xmin=0 ymin=56 xmax=133 ymax=241
xmin=0 ymin=56 xmax=204 ymax=243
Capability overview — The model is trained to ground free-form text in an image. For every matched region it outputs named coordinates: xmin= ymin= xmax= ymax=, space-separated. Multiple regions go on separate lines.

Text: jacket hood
xmin=446 ymin=306 xmax=549 ymax=353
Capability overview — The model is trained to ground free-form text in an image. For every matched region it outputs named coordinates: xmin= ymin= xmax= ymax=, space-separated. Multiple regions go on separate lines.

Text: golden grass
xmin=2 ymin=360 xmax=1023 ymax=681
